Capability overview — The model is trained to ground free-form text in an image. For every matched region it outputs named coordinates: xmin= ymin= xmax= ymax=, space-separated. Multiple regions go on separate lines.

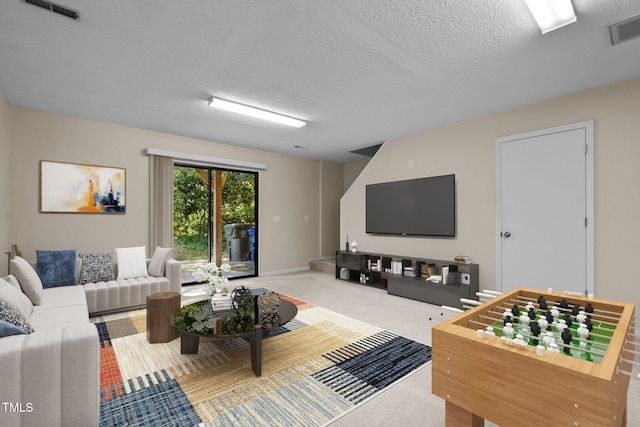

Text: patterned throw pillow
xmin=0 ymin=300 xmax=35 ymax=334
xmin=78 ymin=252 xmax=115 ymax=285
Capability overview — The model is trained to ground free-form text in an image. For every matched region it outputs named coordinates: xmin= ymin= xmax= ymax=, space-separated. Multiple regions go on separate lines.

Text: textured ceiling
xmin=0 ymin=1 xmax=639 ymax=163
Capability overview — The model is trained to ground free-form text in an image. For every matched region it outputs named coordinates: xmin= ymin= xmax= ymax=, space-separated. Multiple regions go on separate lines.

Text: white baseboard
xmin=308 ymin=256 xmax=335 ymax=262
xmin=260 ymin=266 xmax=310 ymax=277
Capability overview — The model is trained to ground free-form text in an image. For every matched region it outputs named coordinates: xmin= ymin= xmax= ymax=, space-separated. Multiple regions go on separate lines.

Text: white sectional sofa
xmin=0 ymin=247 xmax=182 ymax=427
xmin=0 ymin=273 xmax=99 ymax=427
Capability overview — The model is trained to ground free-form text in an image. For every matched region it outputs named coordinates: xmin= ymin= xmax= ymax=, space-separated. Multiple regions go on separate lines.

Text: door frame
xmin=495 ymin=120 xmax=594 ymax=295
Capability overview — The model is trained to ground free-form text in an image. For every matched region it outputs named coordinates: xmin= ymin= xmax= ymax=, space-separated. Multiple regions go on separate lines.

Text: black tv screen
xmin=366 ymin=174 xmax=455 ymax=237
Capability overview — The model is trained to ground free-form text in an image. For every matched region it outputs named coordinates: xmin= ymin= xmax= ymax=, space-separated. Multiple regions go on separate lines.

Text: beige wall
xmin=343 ymin=158 xmax=369 ymax=193
xmin=8 ymin=107 xmax=342 ymax=274
xmin=0 ymin=91 xmax=10 ymax=275
xmin=341 ymin=76 xmax=640 ymax=309
xmin=320 ymin=161 xmax=343 ymax=258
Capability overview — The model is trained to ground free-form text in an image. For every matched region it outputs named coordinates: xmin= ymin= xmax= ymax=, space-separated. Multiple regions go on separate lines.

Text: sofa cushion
xmin=79 ymin=252 xmax=115 ymax=285
xmin=0 ymin=300 xmax=35 ymax=333
xmin=0 ymin=277 xmax=33 ymax=319
xmin=0 ymin=319 xmax=28 ymax=337
xmin=148 ymin=246 xmax=173 ymax=276
xmin=3 ymin=274 xmax=21 ymax=290
xmin=30 ymin=304 xmax=89 ymax=330
xmin=10 ymin=256 xmax=44 ymax=305
xmin=36 ymin=249 xmax=77 ymax=288
xmin=115 ymin=246 xmax=148 ymax=279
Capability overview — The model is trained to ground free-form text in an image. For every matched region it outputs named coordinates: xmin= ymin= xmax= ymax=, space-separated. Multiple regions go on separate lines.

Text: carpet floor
xmin=92 ymin=289 xmax=432 ymax=426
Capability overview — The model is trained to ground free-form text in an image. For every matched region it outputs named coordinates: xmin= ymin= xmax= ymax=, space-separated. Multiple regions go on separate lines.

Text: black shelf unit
xmin=335 ymin=250 xmax=479 ymax=308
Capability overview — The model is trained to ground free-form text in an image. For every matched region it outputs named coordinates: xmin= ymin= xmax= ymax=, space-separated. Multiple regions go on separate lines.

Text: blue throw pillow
xmin=36 ymin=249 xmax=77 ymax=288
xmin=0 ymin=319 xmax=28 ymax=338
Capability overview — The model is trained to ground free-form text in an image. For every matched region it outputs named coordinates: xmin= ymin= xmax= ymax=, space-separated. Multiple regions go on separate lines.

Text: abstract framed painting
xmin=40 ymin=160 xmax=126 ymax=213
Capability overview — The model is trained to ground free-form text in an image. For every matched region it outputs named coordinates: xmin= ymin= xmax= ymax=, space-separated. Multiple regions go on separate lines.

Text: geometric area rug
xmin=91 ymin=289 xmax=432 ymax=426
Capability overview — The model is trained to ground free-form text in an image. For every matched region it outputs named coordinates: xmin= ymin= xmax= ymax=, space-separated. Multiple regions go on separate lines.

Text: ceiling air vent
xmin=23 ymin=0 xmax=79 ymax=21
xmin=610 ymin=14 xmax=640 ymax=46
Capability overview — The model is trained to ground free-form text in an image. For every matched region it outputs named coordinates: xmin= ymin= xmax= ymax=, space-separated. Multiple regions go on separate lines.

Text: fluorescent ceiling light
xmin=208 ymin=97 xmax=306 ymax=128
xmin=524 ymin=0 xmax=577 ymax=34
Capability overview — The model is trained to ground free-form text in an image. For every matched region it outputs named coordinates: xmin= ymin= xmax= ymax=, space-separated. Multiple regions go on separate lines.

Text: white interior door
xmin=496 ymin=121 xmax=594 ymax=295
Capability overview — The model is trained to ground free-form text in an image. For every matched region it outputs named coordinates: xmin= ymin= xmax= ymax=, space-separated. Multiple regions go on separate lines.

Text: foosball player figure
xmin=564 ymin=313 xmax=572 ymax=328
xmin=540 ymin=299 xmax=548 ymax=310
xmin=585 ymin=317 xmax=593 ymax=332
xmin=545 ymin=310 xmax=554 ymax=324
xmin=572 ymin=304 xmax=580 ymax=316
xmin=512 ymin=304 xmax=520 ymax=317
xmin=561 ymin=328 xmax=573 ymax=354
xmin=530 ymin=321 xmax=541 ymax=346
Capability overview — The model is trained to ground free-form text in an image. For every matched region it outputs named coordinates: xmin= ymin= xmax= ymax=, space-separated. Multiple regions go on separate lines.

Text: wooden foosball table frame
xmin=432 ymin=288 xmax=635 ymax=426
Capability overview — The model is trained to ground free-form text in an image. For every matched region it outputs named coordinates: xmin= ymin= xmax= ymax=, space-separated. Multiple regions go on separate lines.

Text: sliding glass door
xmin=173 ymin=165 xmax=257 ymax=284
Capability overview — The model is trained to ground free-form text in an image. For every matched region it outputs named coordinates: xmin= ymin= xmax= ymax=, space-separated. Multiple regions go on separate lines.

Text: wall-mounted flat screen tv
xmin=366 ymin=174 xmax=455 ymax=237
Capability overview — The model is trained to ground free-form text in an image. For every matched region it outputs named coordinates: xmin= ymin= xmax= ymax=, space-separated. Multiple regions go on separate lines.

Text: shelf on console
xmin=335 ymin=250 xmax=479 ymax=308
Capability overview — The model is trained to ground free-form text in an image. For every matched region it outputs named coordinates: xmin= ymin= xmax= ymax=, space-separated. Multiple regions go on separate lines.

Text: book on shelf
xmin=403 ymin=266 xmax=415 ymax=277
xmin=454 ymin=255 xmax=472 ymax=264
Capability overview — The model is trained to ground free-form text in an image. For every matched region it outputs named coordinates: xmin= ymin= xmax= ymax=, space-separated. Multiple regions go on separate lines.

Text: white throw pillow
xmin=148 ymin=247 xmax=173 ymax=277
xmin=10 ymin=256 xmax=44 ymax=305
xmin=3 ymin=274 xmax=22 ymax=290
xmin=0 ymin=277 xmax=34 ymax=319
xmin=115 ymin=246 xmax=148 ymax=280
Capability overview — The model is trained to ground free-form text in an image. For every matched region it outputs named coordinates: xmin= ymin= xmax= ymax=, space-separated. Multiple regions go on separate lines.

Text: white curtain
xmin=149 ymin=154 xmax=174 ymax=249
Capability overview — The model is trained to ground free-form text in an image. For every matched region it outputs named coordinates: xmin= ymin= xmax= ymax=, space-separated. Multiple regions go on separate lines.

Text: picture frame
xmin=40 ymin=160 xmax=126 ymax=214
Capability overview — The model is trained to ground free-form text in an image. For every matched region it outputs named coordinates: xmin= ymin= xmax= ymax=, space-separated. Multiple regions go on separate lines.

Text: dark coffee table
xmin=172 ymin=295 xmax=297 ymax=376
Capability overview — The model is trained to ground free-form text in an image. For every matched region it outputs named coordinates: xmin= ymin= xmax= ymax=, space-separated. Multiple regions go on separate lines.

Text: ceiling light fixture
xmin=208 ymin=97 xmax=306 ymax=128
xmin=524 ymin=0 xmax=576 ymax=34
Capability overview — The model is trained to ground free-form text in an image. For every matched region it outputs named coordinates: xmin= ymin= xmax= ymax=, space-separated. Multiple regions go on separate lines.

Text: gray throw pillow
xmin=10 ymin=256 xmax=43 ymax=305
xmin=0 ymin=278 xmax=33 ymax=319
xmin=78 ymin=252 xmax=115 ymax=285
xmin=0 ymin=300 xmax=35 ymax=334
xmin=148 ymin=247 xmax=173 ymax=277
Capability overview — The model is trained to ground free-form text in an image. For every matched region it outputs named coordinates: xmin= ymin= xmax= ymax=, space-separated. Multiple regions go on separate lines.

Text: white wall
xmin=341 ymin=76 xmax=640 ymax=309
xmin=0 ymin=91 xmax=11 ymax=275
xmin=8 ymin=106 xmax=342 ymax=274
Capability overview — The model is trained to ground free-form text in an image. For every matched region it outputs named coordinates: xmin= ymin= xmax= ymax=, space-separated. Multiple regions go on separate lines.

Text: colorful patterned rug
xmin=92 ymin=290 xmax=432 ymax=426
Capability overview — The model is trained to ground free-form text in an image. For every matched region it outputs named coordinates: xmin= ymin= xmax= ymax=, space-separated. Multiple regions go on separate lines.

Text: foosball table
xmin=432 ymin=288 xmax=636 ymax=426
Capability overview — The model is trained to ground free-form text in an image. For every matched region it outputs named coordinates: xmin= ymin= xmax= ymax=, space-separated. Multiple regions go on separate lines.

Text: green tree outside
xmin=173 ymin=167 xmax=255 ymax=262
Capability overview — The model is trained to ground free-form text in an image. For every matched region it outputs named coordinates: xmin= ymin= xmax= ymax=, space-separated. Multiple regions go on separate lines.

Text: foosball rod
xmin=470 ymin=315 xmax=610 ymax=351
xmin=476 ymin=292 xmax=497 ymax=301
xmin=467 ymin=318 xmax=607 ymax=357
xmin=481 ymin=289 xmax=503 ymax=296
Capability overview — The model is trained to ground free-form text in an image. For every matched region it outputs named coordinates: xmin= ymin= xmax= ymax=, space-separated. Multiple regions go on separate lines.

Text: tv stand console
xmin=335 ymin=251 xmax=479 ymax=309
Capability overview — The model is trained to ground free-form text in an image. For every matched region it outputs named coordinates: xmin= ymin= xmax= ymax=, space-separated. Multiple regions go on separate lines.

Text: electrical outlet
xmin=461 ymin=273 xmax=471 ymax=285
